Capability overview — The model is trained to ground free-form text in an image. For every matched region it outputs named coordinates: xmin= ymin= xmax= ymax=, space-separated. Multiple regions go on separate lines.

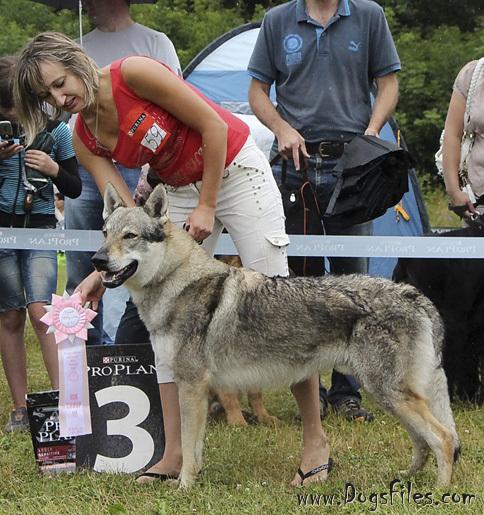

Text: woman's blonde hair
xmin=13 ymin=31 xmax=100 ymax=143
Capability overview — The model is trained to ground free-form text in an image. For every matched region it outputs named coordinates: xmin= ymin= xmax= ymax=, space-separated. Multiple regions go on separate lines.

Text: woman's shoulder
xmin=118 ymin=55 xmax=163 ymax=78
xmin=454 ymin=59 xmax=483 ymax=98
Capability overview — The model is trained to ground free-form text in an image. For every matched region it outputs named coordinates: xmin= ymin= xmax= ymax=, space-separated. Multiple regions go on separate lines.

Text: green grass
xmin=1 ymin=243 xmax=483 ymax=514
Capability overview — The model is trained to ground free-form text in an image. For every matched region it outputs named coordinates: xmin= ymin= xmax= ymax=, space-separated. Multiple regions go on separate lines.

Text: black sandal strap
xmin=297 ymin=458 xmax=334 ymax=483
xmin=135 ymin=471 xmax=178 ymax=481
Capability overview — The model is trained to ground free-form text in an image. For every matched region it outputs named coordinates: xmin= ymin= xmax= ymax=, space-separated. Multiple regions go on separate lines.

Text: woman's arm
xmin=73 ymin=132 xmax=135 ymax=207
xmin=52 ymin=156 xmax=81 ymax=198
xmin=442 ymin=89 xmax=474 ymax=211
xmin=72 ymin=132 xmax=136 ymax=306
xmin=249 ymin=78 xmax=308 ymax=170
xmin=121 ymin=56 xmax=228 ymax=241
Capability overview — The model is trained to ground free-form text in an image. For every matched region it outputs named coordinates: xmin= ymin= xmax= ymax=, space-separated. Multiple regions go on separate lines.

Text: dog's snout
xmin=91 ymin=250 xmax=109 ymax=271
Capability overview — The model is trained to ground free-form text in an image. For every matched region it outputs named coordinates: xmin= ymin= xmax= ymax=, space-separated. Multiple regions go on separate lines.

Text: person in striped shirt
xmin=0 ymin=55 xmax=81 ymax=432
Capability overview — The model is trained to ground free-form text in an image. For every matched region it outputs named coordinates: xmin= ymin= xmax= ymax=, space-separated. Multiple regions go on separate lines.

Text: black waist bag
xmin=324 ymin=135 xmax=413 ymax=227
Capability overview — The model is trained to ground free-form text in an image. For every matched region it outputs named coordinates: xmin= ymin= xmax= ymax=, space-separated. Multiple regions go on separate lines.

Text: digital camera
xmin=0 ymin=120 xmax=25 ymax=146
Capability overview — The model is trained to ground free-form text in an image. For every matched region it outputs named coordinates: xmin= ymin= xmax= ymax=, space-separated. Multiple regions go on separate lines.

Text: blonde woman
xmin=14 ymin=32 xmax=331 ymax=486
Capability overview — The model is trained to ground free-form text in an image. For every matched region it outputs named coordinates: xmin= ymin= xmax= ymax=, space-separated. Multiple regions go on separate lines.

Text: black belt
xmin=305 ymin=141 xmax=346 ymax=158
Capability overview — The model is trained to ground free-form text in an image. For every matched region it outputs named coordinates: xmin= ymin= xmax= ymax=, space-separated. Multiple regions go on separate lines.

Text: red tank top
xmin=75 ymin=58 xmax=249 ymax=186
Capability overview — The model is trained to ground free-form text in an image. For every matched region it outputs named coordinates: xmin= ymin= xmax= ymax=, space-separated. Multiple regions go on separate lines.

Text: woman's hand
xmin=185 ymin=204 xmax=215 ymax=242
xmin=448 ymin=188 xmax=477 ymax=218
xmin=0 ymin=140 xmax=22 ymax=160
xmin=74 ymin=271 xmax=106 ymax=311
xmin=24 ymin=149 xmax=59 ymax=177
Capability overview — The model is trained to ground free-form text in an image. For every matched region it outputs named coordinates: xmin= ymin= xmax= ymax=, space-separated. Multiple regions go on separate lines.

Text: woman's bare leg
xmin=28 ymin=302 xmax=59 ymax=389
xmin=0 ymin=309 xmax=27 ymax=408
xmin=291 ymin=374 xmax=331 ymax=486
xmin=136 ymin=382 xmax=182 ymax=482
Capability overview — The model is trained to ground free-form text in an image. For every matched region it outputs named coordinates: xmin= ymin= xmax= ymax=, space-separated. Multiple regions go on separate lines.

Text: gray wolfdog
xmin=92 ymin=184 xmax=459 ymax=488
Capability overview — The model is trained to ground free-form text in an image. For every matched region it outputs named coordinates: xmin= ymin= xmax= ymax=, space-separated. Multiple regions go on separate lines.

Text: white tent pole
xmin=78 ymin=0 xmax=83 ymax=46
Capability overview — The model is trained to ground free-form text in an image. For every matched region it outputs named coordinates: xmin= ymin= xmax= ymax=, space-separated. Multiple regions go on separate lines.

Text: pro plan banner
xmin=76 ymin=343 xmax=164 ymax=474
xmin=26 ymin=390 xmax=76 ymax=474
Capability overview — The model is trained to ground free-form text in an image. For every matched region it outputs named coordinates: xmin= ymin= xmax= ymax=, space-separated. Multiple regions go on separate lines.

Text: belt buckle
xmin=318 ymin=141 xmax=331 ymax=158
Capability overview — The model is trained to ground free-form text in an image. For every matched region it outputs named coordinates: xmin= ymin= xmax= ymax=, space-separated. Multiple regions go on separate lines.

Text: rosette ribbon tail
xmin=41 ymin=292 xmax=97 ymax=437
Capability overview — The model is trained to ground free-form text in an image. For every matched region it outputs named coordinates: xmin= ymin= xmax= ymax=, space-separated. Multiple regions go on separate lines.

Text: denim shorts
xmin=0 ymin=248 xmax=57 ymax=312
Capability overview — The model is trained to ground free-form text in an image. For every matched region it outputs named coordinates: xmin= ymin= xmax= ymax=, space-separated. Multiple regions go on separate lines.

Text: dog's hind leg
xmin=427 ymin=367 xmax=460 ymax=461
xmin=217 ymin=390 xmax=247 ymax=427
xmin=177 ymin=379 xmax=209 ymax=489
xmin=390 ymin=392 xmax=455 ymax=487
xmin=399 ymin=429 xmax=430 ymax=477
xmin=248 ymin=391 xmax=278 ymax=425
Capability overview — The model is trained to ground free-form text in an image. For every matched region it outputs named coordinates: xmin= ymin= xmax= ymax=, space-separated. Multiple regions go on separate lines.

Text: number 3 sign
xmin=75 ymin=344 xmax=164 ymax=474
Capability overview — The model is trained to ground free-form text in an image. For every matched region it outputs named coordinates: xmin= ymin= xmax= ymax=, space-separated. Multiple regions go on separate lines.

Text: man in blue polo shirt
xmin=248 ymin=0 xmax=400 ymax=423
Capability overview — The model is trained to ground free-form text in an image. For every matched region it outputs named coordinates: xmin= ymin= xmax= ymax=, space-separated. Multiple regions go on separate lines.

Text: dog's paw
xmin=178 ymin=478 xmax=195 ymax=490
xmin=398 ymin=469 xmax=414 ymax=478
xmin=256 ymin=414 xmax=280 ymax=426
xmin=226 ymin=413 xmax=249 ymax=427
xmin=165 ymin=478 xmax=180 ymax=489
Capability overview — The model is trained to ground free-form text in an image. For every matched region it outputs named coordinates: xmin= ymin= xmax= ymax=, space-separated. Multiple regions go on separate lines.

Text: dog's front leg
xmin=178 ymin=379 xmax=209 ymax=489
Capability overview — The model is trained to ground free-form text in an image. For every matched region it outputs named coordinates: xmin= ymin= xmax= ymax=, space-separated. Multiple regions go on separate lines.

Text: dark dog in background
xmin=393 ymin=215 xmax=484 ymax=403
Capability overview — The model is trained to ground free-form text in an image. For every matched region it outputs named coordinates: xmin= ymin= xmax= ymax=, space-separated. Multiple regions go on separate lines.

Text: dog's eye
xmin=102 ymin=230 xmax=107 ymax=238
xmin=123 ymin=232 xmax=138 ymax=240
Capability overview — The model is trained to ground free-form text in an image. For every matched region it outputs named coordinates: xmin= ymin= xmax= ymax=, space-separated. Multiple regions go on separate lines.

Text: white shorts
xmin=154 ymin=136 xmax=289 ymax=382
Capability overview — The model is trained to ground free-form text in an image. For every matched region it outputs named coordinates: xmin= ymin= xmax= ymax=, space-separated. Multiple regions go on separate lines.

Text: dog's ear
xmin=103 ymin=183 xmax=127 ymax=220
xmin=144 ymin=184 xmax=169 ymax=220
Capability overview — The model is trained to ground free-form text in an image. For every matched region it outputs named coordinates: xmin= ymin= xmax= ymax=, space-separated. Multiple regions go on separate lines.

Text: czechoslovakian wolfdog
xmin=93 ymin=184 xmax=459 ymax=488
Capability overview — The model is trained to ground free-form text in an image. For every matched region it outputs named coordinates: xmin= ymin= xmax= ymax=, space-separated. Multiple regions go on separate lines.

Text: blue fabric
xmin=0 ymin=248 xmax=57 ymax=311
xmin=0 ymin=121 xmax=75 ymax=216
xmin=65 ymin=164 xmax=139 ymax=345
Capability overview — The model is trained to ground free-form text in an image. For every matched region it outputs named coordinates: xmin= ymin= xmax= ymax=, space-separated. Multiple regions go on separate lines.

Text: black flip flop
xmin=297 ymin=458 xmax=334 ymax=485
xmin=135 ymin=471 xmax=178 ymax=482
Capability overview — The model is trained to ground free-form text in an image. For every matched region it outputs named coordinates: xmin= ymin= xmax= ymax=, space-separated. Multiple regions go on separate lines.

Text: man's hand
xmin=24 ymin=149 xmax=59 ymax=177
xmin=0 ymin=140 xmax=22 ymax=161
xmin=364 ymin=128 xmax=379 ymax=137
xmin=276 ymin=126 xmax=309 ymax=171
xmin=74 ymin=271 xmax=106 ymax=311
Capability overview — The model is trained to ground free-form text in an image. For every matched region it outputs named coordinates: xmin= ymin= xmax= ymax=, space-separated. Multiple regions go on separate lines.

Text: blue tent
xmin=184 ymin=23 xmax=430 ymax=278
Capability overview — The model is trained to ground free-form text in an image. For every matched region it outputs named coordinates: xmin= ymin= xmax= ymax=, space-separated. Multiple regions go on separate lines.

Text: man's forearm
xmin=367 ymin=73 xmax=399 ymax=135
xmin=248 ymin=79 xmax=290 ymax=139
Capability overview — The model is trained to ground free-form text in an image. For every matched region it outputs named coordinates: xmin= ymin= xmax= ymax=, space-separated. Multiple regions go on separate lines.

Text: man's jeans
xmin=65 ymin=165 xmax=139 ymax=345
xmin=272 ymin=153 xmax=372 ymax=406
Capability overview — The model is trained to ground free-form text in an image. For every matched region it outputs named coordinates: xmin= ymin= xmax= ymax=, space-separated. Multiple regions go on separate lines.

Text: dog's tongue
xmin=101 ymin=271 xmax=115 ymax=283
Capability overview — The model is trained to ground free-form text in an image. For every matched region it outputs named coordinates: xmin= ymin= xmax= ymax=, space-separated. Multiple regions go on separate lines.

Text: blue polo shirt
xmin=248 ymin=0 xmax=401 ymax=142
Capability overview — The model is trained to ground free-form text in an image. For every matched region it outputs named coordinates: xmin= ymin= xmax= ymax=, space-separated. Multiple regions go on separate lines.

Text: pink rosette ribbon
xmin=41 ymin=292 xmax=97 ymax=437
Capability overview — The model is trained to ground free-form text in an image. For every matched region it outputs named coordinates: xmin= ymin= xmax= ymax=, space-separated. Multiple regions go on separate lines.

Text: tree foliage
xmin=0 ymin=0 xmax=483 ymax=182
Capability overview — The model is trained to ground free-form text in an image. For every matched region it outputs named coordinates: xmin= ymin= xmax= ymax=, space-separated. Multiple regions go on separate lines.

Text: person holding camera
xmin=0 ymin=56 xmax=81 ymax=432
